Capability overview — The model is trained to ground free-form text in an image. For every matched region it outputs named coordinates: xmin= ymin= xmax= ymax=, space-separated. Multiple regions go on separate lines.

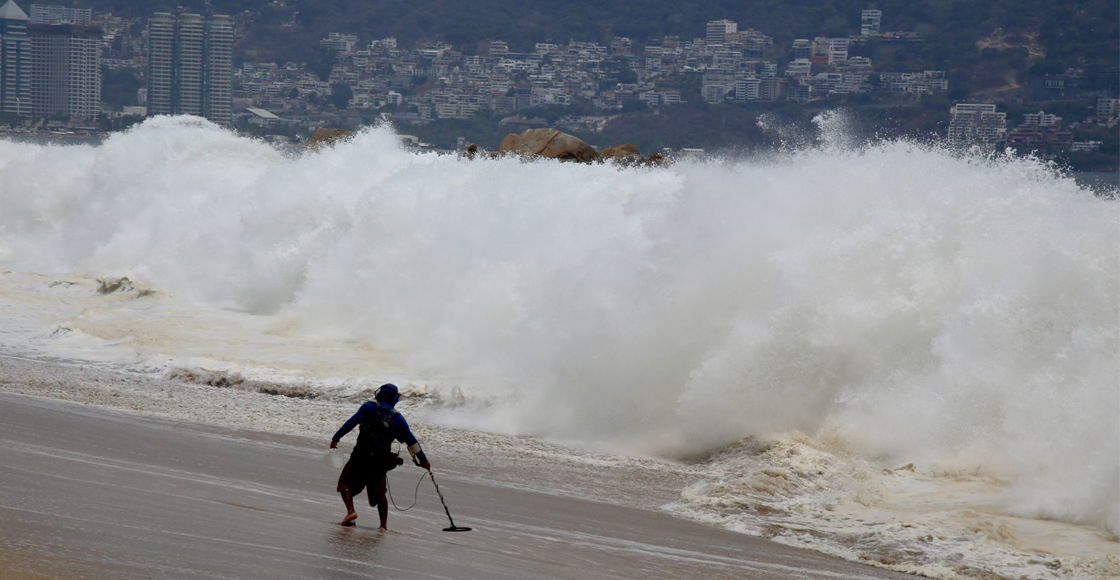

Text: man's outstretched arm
xmin=330 ymin=402 xmax=373 ymax=447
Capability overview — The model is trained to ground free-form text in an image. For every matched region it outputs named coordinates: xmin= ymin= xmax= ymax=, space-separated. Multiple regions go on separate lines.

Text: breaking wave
xmin=0 ymin=116 xmax=1117 ymax=541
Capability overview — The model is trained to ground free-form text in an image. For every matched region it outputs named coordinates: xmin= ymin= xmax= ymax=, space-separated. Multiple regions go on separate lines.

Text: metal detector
xmin=427 ymin=470 xmax=471 ymax=532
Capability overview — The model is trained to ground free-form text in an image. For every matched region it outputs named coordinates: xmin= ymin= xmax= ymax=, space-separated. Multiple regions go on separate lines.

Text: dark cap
xmin=376 ymin=383 xmax=400 ymax=405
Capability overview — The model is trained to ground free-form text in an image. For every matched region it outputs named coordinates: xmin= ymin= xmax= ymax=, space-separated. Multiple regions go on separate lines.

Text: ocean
xmin=1 ymin=115 xmax=1117 ymax=579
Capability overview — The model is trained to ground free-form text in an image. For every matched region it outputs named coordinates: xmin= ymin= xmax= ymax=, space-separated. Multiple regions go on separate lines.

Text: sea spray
xmin=0 ymin=116 xmax=1116 ymax=537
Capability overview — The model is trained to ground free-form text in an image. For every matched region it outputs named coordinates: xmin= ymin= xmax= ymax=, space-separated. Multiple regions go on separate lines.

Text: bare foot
xmin=378 ymin=526 xmax=388 ymax=532
xmin=340 ymin=512 xmax=357 ymax=527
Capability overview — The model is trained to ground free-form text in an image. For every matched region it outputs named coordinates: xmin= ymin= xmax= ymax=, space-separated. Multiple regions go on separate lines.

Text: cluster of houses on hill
xmin=234 ymin=9 xmax=949 ymax=130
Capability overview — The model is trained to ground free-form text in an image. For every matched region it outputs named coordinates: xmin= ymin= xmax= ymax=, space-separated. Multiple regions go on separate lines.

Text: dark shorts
xmin=336 ymin=450 xmax=391 ymax=496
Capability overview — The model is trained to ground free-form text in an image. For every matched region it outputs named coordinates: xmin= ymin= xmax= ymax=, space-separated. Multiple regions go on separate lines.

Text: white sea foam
xmin=1 ymin=116 xmax=1117 ymax=576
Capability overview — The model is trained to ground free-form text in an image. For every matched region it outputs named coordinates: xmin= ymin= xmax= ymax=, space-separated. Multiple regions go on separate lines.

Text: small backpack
xmin=356 ymin=404 xmax=403 ymax=470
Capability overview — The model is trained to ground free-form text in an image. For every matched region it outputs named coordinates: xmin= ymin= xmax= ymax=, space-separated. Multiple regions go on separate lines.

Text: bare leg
xmin=339 ymin=486 xmax=357 ymax=526
xmin=374 ymin=476 xmax=388 ymax=530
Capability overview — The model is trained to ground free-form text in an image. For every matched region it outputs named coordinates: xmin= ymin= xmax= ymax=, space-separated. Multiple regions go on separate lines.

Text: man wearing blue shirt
xmin=330 ymin=383 xmax=430 ymax=529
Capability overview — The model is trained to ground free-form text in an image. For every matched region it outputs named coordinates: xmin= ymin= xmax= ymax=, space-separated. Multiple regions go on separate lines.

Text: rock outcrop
xmin=498 ymin=128 xmax=600 ymax=162
xmin=308 ymin=127 xmax=355 ymax=150
xmin=600 ymin=143 xmax=641 ymax=159
xmin=600 ymin=143 xmax=669 ymax=167
xmin=600 ymin=143 xmax=643 ymax=165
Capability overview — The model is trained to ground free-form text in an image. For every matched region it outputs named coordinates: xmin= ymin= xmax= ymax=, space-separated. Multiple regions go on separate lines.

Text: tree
xmin=620 ymin=99 xmax=648 ymax=114
xmin=101 ymin=67 xmax=142 ymax=109
xmin=330 ymin=84 xmax=353 ymax=109
xmin=307 ymin=47 xmax=336 ymax=81
xmin=617 ymin=65 xmax=637 ymax=84
xmin=1029 ymin=59 xmax=1066 ymax=77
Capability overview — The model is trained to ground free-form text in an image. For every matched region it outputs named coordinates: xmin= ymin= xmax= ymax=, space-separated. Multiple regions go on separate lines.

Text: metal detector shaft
xmin=428 ymin=470 xmax=471 ymax=531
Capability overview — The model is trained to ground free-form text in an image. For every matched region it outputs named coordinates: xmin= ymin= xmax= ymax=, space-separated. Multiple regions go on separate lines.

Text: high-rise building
xmin=203 ymin=15 xmax=233 ymax=125
xmin=705 ymin=20 xmax=737 ymax=46
xmin=948 ymin=103 xmax=1007 ymax=148
xmin=29 ymin=22 xmax=101 ymax=120
xmin=29 ymin=4 xmax=90 ymax=25
xmin=146 ymin=11 xmax=233 ymax=125
xmin=861 ymin=9 xmax=882 ymax=36
xmin=0 ymin=0 xmax=32 ymax=116
xmin=146 ymin=13 xmax=174 ymax=115
xmin=174 ymin=13 xmax=204 ymax=116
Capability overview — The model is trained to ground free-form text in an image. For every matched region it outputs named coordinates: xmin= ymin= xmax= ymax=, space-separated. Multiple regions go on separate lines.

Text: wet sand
xmin=0 ymin=393 xmax=915 ymax=579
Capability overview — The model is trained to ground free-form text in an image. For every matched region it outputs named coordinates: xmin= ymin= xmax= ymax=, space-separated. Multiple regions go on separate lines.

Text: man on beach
xmin=330 ymin=383 xmax=430 ymax=529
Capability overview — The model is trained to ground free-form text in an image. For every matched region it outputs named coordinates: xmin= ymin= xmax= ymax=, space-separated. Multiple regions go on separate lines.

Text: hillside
xmin=63 ymin=0 xmax=1118 ymax=73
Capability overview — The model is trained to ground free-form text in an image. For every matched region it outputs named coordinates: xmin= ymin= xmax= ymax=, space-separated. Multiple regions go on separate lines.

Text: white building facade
xmin=0 ymin=0 xmax=32 ymax=115
xmin=146 ymin=12 xmax=233 ymax=125
xmin=28 ymin=22 xmax=101 ymax=120
xmin=948 ymin=103 xmax=1007 ymax=148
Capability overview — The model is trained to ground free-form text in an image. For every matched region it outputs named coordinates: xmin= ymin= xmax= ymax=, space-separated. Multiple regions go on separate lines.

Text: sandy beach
xmin=0 ymin=362 xmax=916 ymax=580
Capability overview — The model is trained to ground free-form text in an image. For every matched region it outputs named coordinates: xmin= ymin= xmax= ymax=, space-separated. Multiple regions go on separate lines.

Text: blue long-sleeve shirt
xmin=333 ymin=401 xmax=426 ymax=463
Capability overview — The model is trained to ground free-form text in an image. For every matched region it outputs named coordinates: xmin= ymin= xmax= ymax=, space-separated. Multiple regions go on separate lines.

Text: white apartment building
xmin=204 ymin=15 xmax=233 ymax=125
xmin=28 ymin=22 xmax=100 ymax=120
xmin=488 ymin=40 xmax=509 ymax=56
xmin=320 ymin=32 xmax=357 ymax=52
xmin=759 ymin=76 xmax=783 ymax=101
xmin=0 ymin=0 xmax=33 ymax=116
xmin=861 ymin=9 xmax=882 ymax=36
xmin=705 ymin=20 xmax=737 ymax=46
xmin=146 ymin=12 xmax=233 ymax=124
xmin=791 ymin=39 xmax=811 ymax=60
xmin=702 ymin=82 xmax=730 ymax=103
xmin=1097 ymin=98 xmax=1119 ymax=121
xmin=828 ymin=38 xmax=850 ymax=65
xmin=785 ymin=59 xmax=812 ymax=77
xmin=175 ymin=14 xmax=204 ymax=116
xmin=844 ymin=56 xmax=872 ymax=71
xmin=811 ymin=37 xmax=831 ymax=61
xmin=30 ymin=4 xmax=90 ymax=25
xmin=1070 ymin=141 xmax=1101 ymax=151
xmin=948 ymin=103 xmax=1007 ymax=148
xmin=1023 ymin=110 xmax=1060 ymax=126
xmin=735 ymin=77 xmax=760 ymax=101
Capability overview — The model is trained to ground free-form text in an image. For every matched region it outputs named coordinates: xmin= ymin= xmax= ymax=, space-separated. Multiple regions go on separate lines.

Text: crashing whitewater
xmin=0 ymin=116 xmax=1117 ymax=578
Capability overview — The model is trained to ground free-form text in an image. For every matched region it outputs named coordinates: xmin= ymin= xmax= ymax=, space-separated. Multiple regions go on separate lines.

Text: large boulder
xmin=308 ymin=127 xmax=355 ymax=150
xmin=600 ymin=143 xmax=640 ymax=158
xmin=600 ymin=143 xmax=670 ymax=167
xmin=498 ymin=128 xmax=600 ymax=163
xmin=600 ymin=143 xmax=642 ymax=164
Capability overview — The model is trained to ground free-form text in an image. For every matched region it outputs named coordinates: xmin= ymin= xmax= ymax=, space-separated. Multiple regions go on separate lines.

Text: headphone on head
xmin=374 ymin=383 xmax=400 ymax=405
